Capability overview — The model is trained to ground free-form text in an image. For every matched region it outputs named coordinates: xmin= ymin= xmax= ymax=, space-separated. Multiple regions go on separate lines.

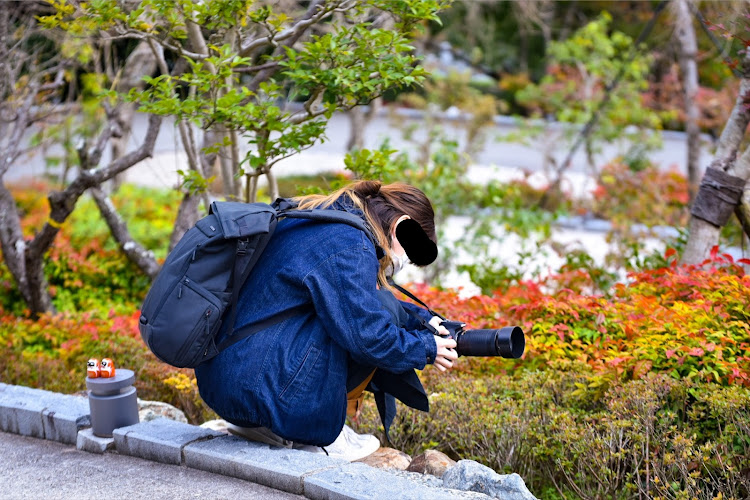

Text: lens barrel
xmin=455 ymin=326 xmax=525 ymax=358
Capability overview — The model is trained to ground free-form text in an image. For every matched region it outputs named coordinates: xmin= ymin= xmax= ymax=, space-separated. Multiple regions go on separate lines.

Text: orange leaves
xmin=590 ymin=162 xmax=691 ymax=229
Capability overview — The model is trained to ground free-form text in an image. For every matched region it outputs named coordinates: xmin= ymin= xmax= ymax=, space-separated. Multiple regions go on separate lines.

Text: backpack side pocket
xmin=146 ymin=276 xmax=222 ymax=368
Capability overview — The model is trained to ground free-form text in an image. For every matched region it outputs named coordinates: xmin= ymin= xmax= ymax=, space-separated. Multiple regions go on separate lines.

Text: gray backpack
xmin=138 ymin=198 xmax=374 ymax=368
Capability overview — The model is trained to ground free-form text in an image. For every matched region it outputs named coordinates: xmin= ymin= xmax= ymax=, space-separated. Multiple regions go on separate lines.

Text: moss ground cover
xmin=1 ymin=182 xmax=749 ymax=498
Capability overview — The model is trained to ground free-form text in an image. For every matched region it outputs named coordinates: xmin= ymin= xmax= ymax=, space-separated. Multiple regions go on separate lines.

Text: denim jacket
xmin=195 ymin=198 xmax=438 ymax=446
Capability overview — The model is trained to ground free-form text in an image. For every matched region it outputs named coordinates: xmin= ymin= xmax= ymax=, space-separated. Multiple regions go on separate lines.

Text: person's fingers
xmin=430 ymin=317 xmax=452 ymax=337
xmin=434 ymin=350 xmax=455 ymax=370
xmin=436 ymin=344 xmax=458 ymax=361
xmin=434 ymin=358 xmax=450 ymax=370
xmin=435 ymin=336 xmax=457 ymax=350
xmin=429 ymin=316 xmax=443 ymax=329
xmin=433 ymin=336 xmax=458 ymax=372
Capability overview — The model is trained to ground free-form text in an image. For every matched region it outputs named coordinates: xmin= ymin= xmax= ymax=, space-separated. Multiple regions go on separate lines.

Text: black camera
xmin=440 ymin=321 xmax=525 ymax=358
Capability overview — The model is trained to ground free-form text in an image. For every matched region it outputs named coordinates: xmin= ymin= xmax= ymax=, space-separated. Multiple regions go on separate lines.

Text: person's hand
xmin=429 ymin=316 xmax=457 ymax=372
xmin=434 ymin=336 xmax=457 ymax=372
xmin=429 ymin=316 xmax=449 ymax=336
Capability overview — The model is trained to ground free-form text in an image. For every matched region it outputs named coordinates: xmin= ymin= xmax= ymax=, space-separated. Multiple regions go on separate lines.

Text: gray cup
xmin=86 ymin=368 xmax=140 ymax=437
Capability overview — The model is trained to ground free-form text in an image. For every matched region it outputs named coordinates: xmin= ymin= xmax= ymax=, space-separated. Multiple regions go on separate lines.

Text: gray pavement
xmin=0 ymin=431 xmax=303 ymax=500
xmin=6 ymin=108 xmax=713 ymax=186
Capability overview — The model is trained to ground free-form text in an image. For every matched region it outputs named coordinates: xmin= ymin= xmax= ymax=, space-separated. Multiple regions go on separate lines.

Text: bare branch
xmin=84 ymin=114 xmax=163 ymax=183
xmin=0 ymin=81 xmax=39 ymax=177
xmin=147 ymin=37 xmax=170 ymax=76
xmin=101 ymin=29 xmax=208 ymax=61
xmin=240 ymin=0 xmax=328 ymax=58
xmin=233 ymin=61 xmax=279 ymax=74
xmin=38 ymin=66 xmax=67 ymax=92
xmin=78 ymin=114 xmax=121 ymax=169
xmin=28 ymin=113 xmax=162 ymax=263
xmin=184 ymin=16 xmax=215 ymax=72
xmin=90 ymin=186 xmax=160 ymax=278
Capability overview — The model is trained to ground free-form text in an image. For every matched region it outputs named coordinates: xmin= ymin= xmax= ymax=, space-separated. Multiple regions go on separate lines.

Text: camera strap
xmin=388 ymin=281 xmax=445 ymax=334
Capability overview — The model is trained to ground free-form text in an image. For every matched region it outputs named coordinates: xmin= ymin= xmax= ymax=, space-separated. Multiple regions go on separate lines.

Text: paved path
xmin=7 ymin=109 xmax=713 ymax=187
xmin=0 ymin=431 xmax=303 ymax=500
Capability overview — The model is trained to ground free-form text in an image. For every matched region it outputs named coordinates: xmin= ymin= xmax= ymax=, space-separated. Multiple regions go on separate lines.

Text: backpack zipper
xmin=203 ymin=309 xmax=212 ymax=357
xmin=175 ymin=307 xmax=213 ymax=364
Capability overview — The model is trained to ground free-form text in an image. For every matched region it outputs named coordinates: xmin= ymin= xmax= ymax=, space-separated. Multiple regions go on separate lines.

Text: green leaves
xmin=45 ymin=0 xmax=449 ymax=200
xmin=280 ymin=25 xmax=424 ymax=106
xmin=344 ymin=144 xmax=400 ymax=181
xmin=515 ymin=12 xmax=663 ymax=150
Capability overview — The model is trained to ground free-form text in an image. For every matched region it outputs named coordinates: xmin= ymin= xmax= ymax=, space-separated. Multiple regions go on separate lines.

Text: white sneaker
xmin=295 ymin=424 xmax=380 ymax=462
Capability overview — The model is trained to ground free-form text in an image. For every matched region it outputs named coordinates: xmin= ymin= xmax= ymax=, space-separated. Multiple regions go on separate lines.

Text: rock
xmin=407 ymin=449 xmax=457 ymax=478
xmin=199 ymin=419 xmax=231 ymax=433
xmin=137 ymin=399 xmax=187 ymax=423
xmin=442 ymin=460 xmax=537 ymax=500
xmin=354 ymin=447 xmax=411 ymax=470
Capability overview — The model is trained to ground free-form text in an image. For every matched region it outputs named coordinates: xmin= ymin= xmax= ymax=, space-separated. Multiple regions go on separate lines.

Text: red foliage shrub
xmin=401 ymin=248 xmax=750 ymax=386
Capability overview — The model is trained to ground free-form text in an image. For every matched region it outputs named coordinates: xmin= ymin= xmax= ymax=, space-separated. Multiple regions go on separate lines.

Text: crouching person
xmin=194 ymin=180 xmax=457 ymax=460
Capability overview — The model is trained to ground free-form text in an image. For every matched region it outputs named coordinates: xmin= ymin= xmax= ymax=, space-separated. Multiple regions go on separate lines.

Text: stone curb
xmin=0 ymin=383 xmax=90 ymax=445
xmin=0 ymin=383 xmax=504 ymax=498
xmin=304 ymin=462 xmax=491 ymax=500
xmin=184 ymin=434 xmax=348 ymax=495
xmin=113 ymin=418 xmax=224 ymax=465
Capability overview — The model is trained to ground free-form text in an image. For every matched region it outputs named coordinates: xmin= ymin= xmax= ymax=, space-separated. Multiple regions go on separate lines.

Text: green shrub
xmin=0 ymin=182 xmax=176 ymax=315
xmin=354 ymin=370 xmax=750 ymax=499
xmin=0 ymin=308 xmax=216 ymax=423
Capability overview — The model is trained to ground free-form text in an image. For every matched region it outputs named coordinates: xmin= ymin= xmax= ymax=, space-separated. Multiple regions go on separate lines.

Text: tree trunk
xmin=0 ymin=183 xmax=31 ymax=305
xmin=266 ymin=167 xmax=279 ymax=201
xmin=24 ymin=246 xmax=53 ymax=314
xmin=169 ymin=118 xmax=206 ymax=236
xmin=346 ymin=107 xmax=367 ymax=152
xmin=109 ymin=41 xmax=158 ymax=190
xmin=346 ymin=98 xmax=381 ymax=152
xmin=170 ymin=120 xmax=204 ymax=247
xmin=219 ymin=136 xmax=238 ymax=198
xmin=169 ymin=193 xmax=200 ymax=252
xmin=1 ymin=114 xmax=163 ymax=316
xmin=673 ymin=0 xmax=702 ymax=200
xmin=682 ymin=56 xmax=750 ymax=265
xmin=200 ymin=127 xmax=220 ymax=203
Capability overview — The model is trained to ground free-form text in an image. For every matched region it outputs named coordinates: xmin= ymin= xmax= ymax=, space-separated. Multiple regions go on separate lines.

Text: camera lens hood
xmin=495 ymin=326 xmax=525 ymax=359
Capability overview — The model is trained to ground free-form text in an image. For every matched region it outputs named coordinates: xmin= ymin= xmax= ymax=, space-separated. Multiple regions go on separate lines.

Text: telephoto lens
xmin=455 ymin=326 xmax=525 ymax=358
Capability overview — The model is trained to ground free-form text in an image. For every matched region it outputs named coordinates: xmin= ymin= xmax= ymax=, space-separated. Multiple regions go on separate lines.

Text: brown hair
xmin=294 ymin=180 xmax=437 ymax=287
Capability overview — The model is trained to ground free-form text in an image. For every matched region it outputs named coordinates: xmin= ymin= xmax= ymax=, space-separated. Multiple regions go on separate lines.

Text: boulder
xmin=442 ymin=460 xmax=537 ymax=500
xmin=137 ymin=399 xmax=187 ymax=423
xmin=355 ymin=447 xmax=411 ymax=470
xmin=407 ymin=449 xmax=457 ymax=478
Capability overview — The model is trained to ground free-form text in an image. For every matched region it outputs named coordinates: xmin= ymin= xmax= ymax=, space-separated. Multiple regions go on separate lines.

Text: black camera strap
xmin=388 ymin=280 xmax=446 ymax=335
xmin=389 ymin=282 xmax=443 ymax=318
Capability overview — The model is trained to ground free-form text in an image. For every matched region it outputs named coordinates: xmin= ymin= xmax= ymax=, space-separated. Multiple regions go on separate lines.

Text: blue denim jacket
xmin=195 ymin=200 xmax=438 ymax=446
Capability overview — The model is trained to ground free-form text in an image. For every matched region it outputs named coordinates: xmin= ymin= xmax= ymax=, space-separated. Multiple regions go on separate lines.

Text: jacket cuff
xmin=420 ymin=330 xmax=438 ymax=365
